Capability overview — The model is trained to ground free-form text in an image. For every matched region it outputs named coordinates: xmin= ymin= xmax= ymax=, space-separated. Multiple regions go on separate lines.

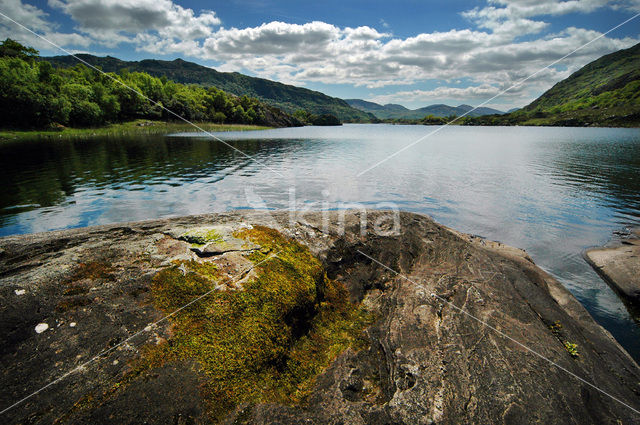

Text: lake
xmin=2 ymin=124 xmax=640 ymax=359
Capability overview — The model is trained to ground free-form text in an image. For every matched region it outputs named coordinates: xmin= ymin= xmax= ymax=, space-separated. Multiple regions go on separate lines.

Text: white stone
xmin=69 ymin=322 xmax=77 ymax=328
xmin=14 ymin=289 xmax=26 ymax=296
xmin=35 ymin=323 xmax=49 ymax=334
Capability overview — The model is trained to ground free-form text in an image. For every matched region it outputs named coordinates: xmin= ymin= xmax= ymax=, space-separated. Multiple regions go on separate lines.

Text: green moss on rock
xmin=142 ymin=225 xmax=374 ymax=420
xmin=179 ymin=227 xmax=223 ymax=246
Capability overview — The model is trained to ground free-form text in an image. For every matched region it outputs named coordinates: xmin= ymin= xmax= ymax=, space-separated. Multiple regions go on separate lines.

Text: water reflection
xmin=1 ymin=124 xmax=640 ymax=359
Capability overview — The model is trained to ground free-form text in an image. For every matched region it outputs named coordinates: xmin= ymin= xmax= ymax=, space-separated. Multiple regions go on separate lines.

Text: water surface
xmin=2 ymin=124 xmax=640 ymax=359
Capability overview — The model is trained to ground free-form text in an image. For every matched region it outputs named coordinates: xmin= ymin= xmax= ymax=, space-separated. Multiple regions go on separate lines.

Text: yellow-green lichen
xmin=563 ymin=341 xmax=579 ymax=358
xmin=548 ymin=321 xmax=579 ymax=358
xmin=548 ymin=321 xmax=562 ymax=334
xmin=179 ymin=228 xmax=223 ymax=247
xmin=140 ymin=225 xmax=374 ymax=421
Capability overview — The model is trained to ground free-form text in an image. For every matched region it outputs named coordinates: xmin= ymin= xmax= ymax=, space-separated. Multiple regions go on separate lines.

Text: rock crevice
xmin=1 ymin=211 xmax=639 ymax=424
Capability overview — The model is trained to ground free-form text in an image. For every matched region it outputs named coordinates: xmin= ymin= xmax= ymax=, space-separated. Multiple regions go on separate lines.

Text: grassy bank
xmin=0 ymin=119 xmax=272 ymax=141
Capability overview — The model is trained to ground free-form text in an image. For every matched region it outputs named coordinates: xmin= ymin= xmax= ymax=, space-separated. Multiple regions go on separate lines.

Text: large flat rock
xmin=1 ymin=211 xmax=639 ymax=424
xmin=585 ymin=229 xmax=640 ymax=304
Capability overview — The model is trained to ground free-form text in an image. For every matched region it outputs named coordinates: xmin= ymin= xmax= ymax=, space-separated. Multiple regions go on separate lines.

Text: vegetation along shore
xmin=0 ymin=120 xmax=271 ymax=141
xmin=0 ymin=39 xmax=347 ymax=138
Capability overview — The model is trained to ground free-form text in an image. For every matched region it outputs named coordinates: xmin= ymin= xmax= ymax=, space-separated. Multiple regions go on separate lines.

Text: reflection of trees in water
xmin=0 ymin=135 xmax=288 ymax=227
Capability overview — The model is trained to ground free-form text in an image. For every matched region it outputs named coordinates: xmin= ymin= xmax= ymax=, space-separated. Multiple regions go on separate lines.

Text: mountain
xmin=470 ymin=42 xmax=640 ymax=127
xmin=42 ymin=55 xmax=374 ymax=123
xmin=345 ymin=99 xmax=504 ymax=119
xmin=519 ymin=42 xmax=640 ymax=126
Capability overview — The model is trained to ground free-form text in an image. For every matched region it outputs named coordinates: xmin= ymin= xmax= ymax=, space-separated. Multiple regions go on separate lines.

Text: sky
xmin=0 ymin=0 xmax=639 ymax=110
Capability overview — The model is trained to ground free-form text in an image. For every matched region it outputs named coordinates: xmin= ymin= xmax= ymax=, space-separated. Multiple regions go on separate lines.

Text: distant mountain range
xmin=469 ymin=41 xmax=640 ymax=127
xmin=345 ymin=99 xmax=505 ymax=119
xmin=519 ymin=41 xmax=640 ymax=125
xmin=42 ymin=55 xmax=374 ymax=123
xmin=42 ymin=40 xmax=640 ymax=127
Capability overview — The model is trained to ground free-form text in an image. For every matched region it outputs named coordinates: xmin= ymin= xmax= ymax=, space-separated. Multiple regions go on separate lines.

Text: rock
xmin=34 ymin=323 xmax=48 ymax=334
xmin=1 ymin=211 xmax=639 ymax=424
xmin=14 ymin=289 xmax=25 ymax=296
xmin=585 ymin=229 xmax=640 ymax=303
xmin=198 ymin=237 xmax=260 ymax=256
xmin=177 ymin=225 xmax=260 ymax=256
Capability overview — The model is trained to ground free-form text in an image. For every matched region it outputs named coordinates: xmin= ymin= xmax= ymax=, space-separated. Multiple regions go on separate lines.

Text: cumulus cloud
xmin=47 ymin=0 xmax=220 ymax=49
xmin=1 ymin=0 xmax=639 ymax=108
xmin=463 ymin=0 xmax=640 ymax=35
xmin=194 ymin=18 xmax=635 ymax=92
xmin=180 ymin=0 xmax=638 ymax=93
xmin=0 ymin=0 xmax=92 ymax=50
xmin=369 ymin=82 xmax=541 ymax=107
xmin=203 ymin=21 xmax=340 ymax=57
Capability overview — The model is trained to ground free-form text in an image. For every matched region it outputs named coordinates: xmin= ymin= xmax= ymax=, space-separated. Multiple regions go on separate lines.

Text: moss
xmin=53 ymin=393 xmax=96 ymax=424
xmin=105 ymin=344 xmax=173 ymax=397
xmin=152 ymin=260 xmax=221 ymax=314
xmin=563 ymin=341 xmax=580 ymax=358
xmin=138 ymin=225 xmax=374 ymax=421
xmin=63 ymin=285 xmax=89 ymax=296
xmin=179 ymin=227 xmax=224 ymax=249
xmin=68 ymin=261 xmax=115 ymax=281
xmin=56 ymin=297 xmax=92 ymax=312
xmin=57 ymin=344 xmax=173 ymax=422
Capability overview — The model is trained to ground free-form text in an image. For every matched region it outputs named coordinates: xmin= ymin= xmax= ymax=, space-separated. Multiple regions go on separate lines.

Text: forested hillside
xmin=467 ymin=42 xmax=640 ymax=127
xmin=0 ymin=39 xmax=299 ymax=129
xmin=44 ymin=54 xmax=374 ymax=122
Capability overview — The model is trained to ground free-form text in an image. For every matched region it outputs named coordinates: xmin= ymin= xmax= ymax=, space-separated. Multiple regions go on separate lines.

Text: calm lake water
xmin=2 ymin=124 xmax=640 ymax=359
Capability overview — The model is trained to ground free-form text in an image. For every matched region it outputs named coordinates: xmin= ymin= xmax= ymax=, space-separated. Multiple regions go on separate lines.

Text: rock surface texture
xmin=1 ymin=211 xmax=640 ymax=424
xmin=585 ymin=229 xmax=640 ymax=304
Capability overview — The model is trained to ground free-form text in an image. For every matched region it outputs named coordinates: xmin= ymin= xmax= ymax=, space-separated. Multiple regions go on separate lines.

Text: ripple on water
xmin=1 ymin=126 xmax=640 ymax=359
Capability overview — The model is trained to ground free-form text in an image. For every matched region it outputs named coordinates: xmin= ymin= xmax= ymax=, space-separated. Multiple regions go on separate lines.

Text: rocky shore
xmin=1 ymin=211 xmax=639 ymax=424
xmin=585 ymin=229 xmax=640 ymax=305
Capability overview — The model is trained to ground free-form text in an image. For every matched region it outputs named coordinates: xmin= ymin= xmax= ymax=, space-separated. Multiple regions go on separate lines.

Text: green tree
xmin=0 ymin=38 xmax=39 ymax=60
xmin=0 ymin=40 xmax=299 ymax=129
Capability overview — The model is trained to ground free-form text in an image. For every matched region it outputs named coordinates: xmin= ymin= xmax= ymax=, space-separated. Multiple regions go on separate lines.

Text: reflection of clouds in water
xmin=3 ymin=125 xmax=640 ymax=357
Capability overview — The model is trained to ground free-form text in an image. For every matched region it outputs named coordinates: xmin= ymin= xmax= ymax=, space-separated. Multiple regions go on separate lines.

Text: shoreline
xmin=0 ymin=120 xmax=273 ymax=141
xmin=369 ymin=120 xmax=640 ymax=128
xmin=3 ymin=121 xmax=638 ymax=142
xmin=584 ymin=228 xmax=640 ymax=305
xmin=1 ymin=211 xmax=639 ymax=423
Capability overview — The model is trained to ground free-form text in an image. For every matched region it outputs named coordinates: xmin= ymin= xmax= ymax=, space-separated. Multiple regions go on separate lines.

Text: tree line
xmin=0 ymin=39 xmax=301 ymax=129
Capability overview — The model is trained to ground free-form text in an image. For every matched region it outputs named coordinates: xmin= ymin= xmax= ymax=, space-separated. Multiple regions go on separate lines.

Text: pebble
xmin=35 ymin=323 xmax=49 ymax=334
xmin=14 ymin=289 xmax=26 ymax=296
xmin=70 ymin=322 xmax=77 ymax=328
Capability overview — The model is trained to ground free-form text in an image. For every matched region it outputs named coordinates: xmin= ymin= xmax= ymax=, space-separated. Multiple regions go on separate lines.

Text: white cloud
xmin=0 ymin=0 xmax=92 ymax=49
xmin=2 ymin=0 xmax=49 ymax=32
xmin=192 ymin=17 xmax=636 ymax=93
xmin=1 ymin=0 xmax=638 ymax=109
xmin=48 ymin=0 xmax=220 ymax=49
xmin=203 ymin=21 xmax=340 ymax=57
xmin=463 ymin=0 xmax=640 ymax=35
xmin=369 ymin=82 xmax=540 ymax=107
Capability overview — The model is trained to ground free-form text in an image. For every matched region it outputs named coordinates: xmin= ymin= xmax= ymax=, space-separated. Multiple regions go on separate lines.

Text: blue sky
xmin=1 ymin=0 xmax=639 ymax=110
